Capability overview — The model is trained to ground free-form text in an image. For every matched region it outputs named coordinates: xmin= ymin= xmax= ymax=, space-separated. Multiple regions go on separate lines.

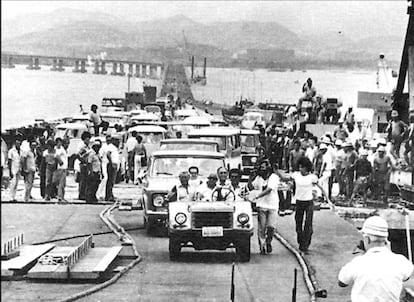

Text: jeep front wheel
xmin=169 ymin=237 xmax=181 ymax=261
xmin=235 ymin=235 xmax=251 ymax=262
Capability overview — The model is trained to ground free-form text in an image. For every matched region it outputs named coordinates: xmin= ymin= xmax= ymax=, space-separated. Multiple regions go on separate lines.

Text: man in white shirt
xmin=21 ymin=141 xmax=37 ymax=202
xmin=105 ymin=135 xmax=120 ymax=202
xmin=248 ymin=160 xmax=280 ymax=254
xmin=125 ymin=131 xmax=138 ymax=182
xmin=194 ymin=173 xmax=218 ymax=202
xmin=54 ymin=138 xmax=68 ymax=202
xmin=318 ymin=144 xmax=333 ymax=196
xmin=8 ymin=138 xmax=22 ymax=202
xmin=338 ymin=216 xmax=413 ymax=302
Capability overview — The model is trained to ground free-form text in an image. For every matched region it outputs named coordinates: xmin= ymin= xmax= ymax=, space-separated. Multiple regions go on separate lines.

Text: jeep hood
xmin=190 ymin=202 xmax=234 ymax=212
xmin=145 ymin=177 xmax=177 ymax=192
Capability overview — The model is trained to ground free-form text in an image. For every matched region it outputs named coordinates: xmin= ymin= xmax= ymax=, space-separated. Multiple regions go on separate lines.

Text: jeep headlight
xmin=152 ymin=194 xmax=165 ymax=207
xmin=250 ymin=157 xmax=257 ymax=164
xmin=175 ymin=212 xmax=187 ymax=225
xmin=237 ymin=213 xmax=250 ymax=225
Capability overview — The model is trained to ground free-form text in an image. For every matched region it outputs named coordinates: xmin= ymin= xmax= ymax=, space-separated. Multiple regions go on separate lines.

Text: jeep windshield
xmin=240 ymin=135 xmax=257 ymax=148
xmin=151 ymin=156 xmax=224 ymax=177
xmin=159 ymin=143 xmax=217 ymax=152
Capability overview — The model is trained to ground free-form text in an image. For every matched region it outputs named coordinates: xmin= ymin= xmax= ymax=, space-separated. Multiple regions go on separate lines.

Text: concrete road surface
xmin=1 ymin=204 xmax=310 ymax=302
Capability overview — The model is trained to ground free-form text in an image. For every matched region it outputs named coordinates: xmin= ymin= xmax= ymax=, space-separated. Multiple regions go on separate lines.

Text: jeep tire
xmin=235 ymin=235 xmax=251 ymax=262
xmin=169 ymin=237 xmax=181 ymax=261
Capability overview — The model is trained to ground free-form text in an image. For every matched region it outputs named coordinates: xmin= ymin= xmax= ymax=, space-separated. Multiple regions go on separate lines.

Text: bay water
xmin=2 ymin=64 xmax=384 ymax=130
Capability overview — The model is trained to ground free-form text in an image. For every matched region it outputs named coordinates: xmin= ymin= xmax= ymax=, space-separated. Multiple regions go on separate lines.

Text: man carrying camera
xmin=338 ymin=216 xmax=413 ymax=302
xmin=247 ymin=159 xmax=280 ymax=255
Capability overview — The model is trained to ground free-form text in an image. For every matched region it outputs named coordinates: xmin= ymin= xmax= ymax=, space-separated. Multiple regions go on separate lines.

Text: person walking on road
xmin=21 ymin=141 xmax=37 ymax=202
xmin=36 ymin=136 xmax=47 ymax=199
xmin=338 ymin=216 xmax=413 ymax=302
xmin=8 ymin=138 xmax=23 ymax=201
xmin=248 ymin=160 xmax=280 ymax=255
xmin=277 ymin=157 xmax=329 ymax=253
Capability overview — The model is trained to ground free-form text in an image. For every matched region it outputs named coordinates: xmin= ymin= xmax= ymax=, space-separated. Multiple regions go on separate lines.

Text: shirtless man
xmin=373 ymin=146 xmax=394 ymax=205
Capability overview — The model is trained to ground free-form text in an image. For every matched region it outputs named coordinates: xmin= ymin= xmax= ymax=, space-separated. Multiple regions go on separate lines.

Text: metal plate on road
xmin=202 ymin=226 xmax=223 ymax=237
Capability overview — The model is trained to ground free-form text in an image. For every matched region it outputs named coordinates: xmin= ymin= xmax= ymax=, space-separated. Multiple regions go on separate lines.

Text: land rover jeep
xmin=168 ymin=200 xmax=253 ymax=262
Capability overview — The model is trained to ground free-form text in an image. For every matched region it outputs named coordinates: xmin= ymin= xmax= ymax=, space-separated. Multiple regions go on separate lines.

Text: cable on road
xmin=32 ymin=226 xmax=145 ymax=245
xmin=57 ymin=201 xmax=143 ymax=302
xmin=273 ymin=231 xmax=318 ymax=302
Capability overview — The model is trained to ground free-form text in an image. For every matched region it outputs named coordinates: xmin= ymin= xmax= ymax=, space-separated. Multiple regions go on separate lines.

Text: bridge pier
xmin=2 ymin=56 xmax=15 ymax=68
xmin=80 ymin=60 xmax=87 ymax=73
xmin=128 ymin=64 xmax=133 ymax=76
xmin=134 ymin=64 xmax=140 ymax=77
xmin=100 ymin=61 xmax=107 ymax=74
xmin=73 ymin=60 xmax=80 ymax=72
xmin=93 ymin=61 xmax=99 ymax=74
xmin=119 ymin=63 xmax=125 ymax=76
xmin=58 ymin=59 xmax=64 ymax=71
xmin=111 ymin=62 xmax=118 ymax=75
xmin=51 ymin=58 xmax=57 ymax=71
xmin=27 ymin=57 xmax=40 ymax=70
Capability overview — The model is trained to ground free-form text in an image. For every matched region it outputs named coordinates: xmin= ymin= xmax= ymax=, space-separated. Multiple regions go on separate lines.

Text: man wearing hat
xmin=386 ymin=110 xmax=408 ymax=158
xmin=334 ymin=139 xmax=345 ymax=197
xmin=338 ymin=216 xmax=413 ymax=302
xmin=350 ymin=149 xmax=372 ymax=204
xmin=373 ymin=146 xmax=393 ymax=205
xmin=194 ymin=173 xmax=218 ymax=202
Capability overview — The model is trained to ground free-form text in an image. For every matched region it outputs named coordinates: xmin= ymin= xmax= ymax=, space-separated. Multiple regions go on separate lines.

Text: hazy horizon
xmin=1 ymin=1 xmax=410 ymax=39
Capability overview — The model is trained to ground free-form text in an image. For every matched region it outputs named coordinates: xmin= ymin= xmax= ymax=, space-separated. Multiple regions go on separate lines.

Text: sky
xmin=1 ymin=1 xmax=410 ymax=38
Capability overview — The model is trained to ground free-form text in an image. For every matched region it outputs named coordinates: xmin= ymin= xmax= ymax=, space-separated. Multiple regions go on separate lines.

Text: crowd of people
xmin=254 ymin=109 xmax=413 ymax=206
xmin=6 ymin=136 xmax=69 ymax=202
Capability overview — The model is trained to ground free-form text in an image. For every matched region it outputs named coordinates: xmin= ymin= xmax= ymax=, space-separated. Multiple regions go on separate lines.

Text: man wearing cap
xmin=386 ymin=110 xmax=408 ymax=158
xmin=338 ymin=216 xmax=413 ymax=302
xmin=350 ymin=149 xmax=372 ymax=204
xmin=194 ymin=173 xmax=218 ymax=202
xmin=373 ymin=146 xmax=393 ymax=205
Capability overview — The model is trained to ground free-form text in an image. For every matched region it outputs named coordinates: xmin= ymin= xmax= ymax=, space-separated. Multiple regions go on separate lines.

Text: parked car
xmin=139 ymin=150 xmax=226 ymax=234
xmin=188 ymin=127 xmax=241 ymax=169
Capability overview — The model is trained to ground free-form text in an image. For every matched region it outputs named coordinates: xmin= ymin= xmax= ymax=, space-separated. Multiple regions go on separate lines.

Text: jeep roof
xmin=152 ymin=150 xmax=225 ymax=159
xmin=188 ymin=127 xmax=240 ymax=137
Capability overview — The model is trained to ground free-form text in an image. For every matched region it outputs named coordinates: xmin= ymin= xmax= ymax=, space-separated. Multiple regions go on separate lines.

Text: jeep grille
xmin=192 ymin=212 xmax=233 ymax=229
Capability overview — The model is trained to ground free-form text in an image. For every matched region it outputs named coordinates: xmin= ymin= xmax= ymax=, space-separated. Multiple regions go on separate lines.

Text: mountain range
xmin=1 ymin=8 xmax=405 ymax=66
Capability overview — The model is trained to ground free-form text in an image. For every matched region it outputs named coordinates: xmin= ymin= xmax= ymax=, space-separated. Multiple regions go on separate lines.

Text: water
xmin=1 ymin=65 xmax=161 ymax=129
xmin=2 ymin=64 xmax=388 ymax=130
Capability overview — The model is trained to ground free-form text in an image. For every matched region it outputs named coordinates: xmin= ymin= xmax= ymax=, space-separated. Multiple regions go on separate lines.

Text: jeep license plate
xmin=202 ymin=227 xmax=223 ymax=237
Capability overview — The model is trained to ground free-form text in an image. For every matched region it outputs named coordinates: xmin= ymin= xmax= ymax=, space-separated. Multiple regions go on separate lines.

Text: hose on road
xmin=57 ymin=201 xmax=142 ymax=302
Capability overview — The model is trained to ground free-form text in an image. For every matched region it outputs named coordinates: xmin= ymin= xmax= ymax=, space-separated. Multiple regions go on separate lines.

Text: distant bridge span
xmin=1 ymin=53 xmax=164 ymax=79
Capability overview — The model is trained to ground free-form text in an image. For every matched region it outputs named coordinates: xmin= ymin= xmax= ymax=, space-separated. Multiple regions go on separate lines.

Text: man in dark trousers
xmin=77 ymin=131 xmax=91 ymax=200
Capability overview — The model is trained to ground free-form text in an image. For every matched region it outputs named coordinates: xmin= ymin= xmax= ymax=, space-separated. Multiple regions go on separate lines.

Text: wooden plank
xmin=93 ymin=246 xmax=122 ymax=272
xmin=27 ymin=247 xmax=121 ymax=280
xmin=1 ymin=244 xmax=55 ymax=272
